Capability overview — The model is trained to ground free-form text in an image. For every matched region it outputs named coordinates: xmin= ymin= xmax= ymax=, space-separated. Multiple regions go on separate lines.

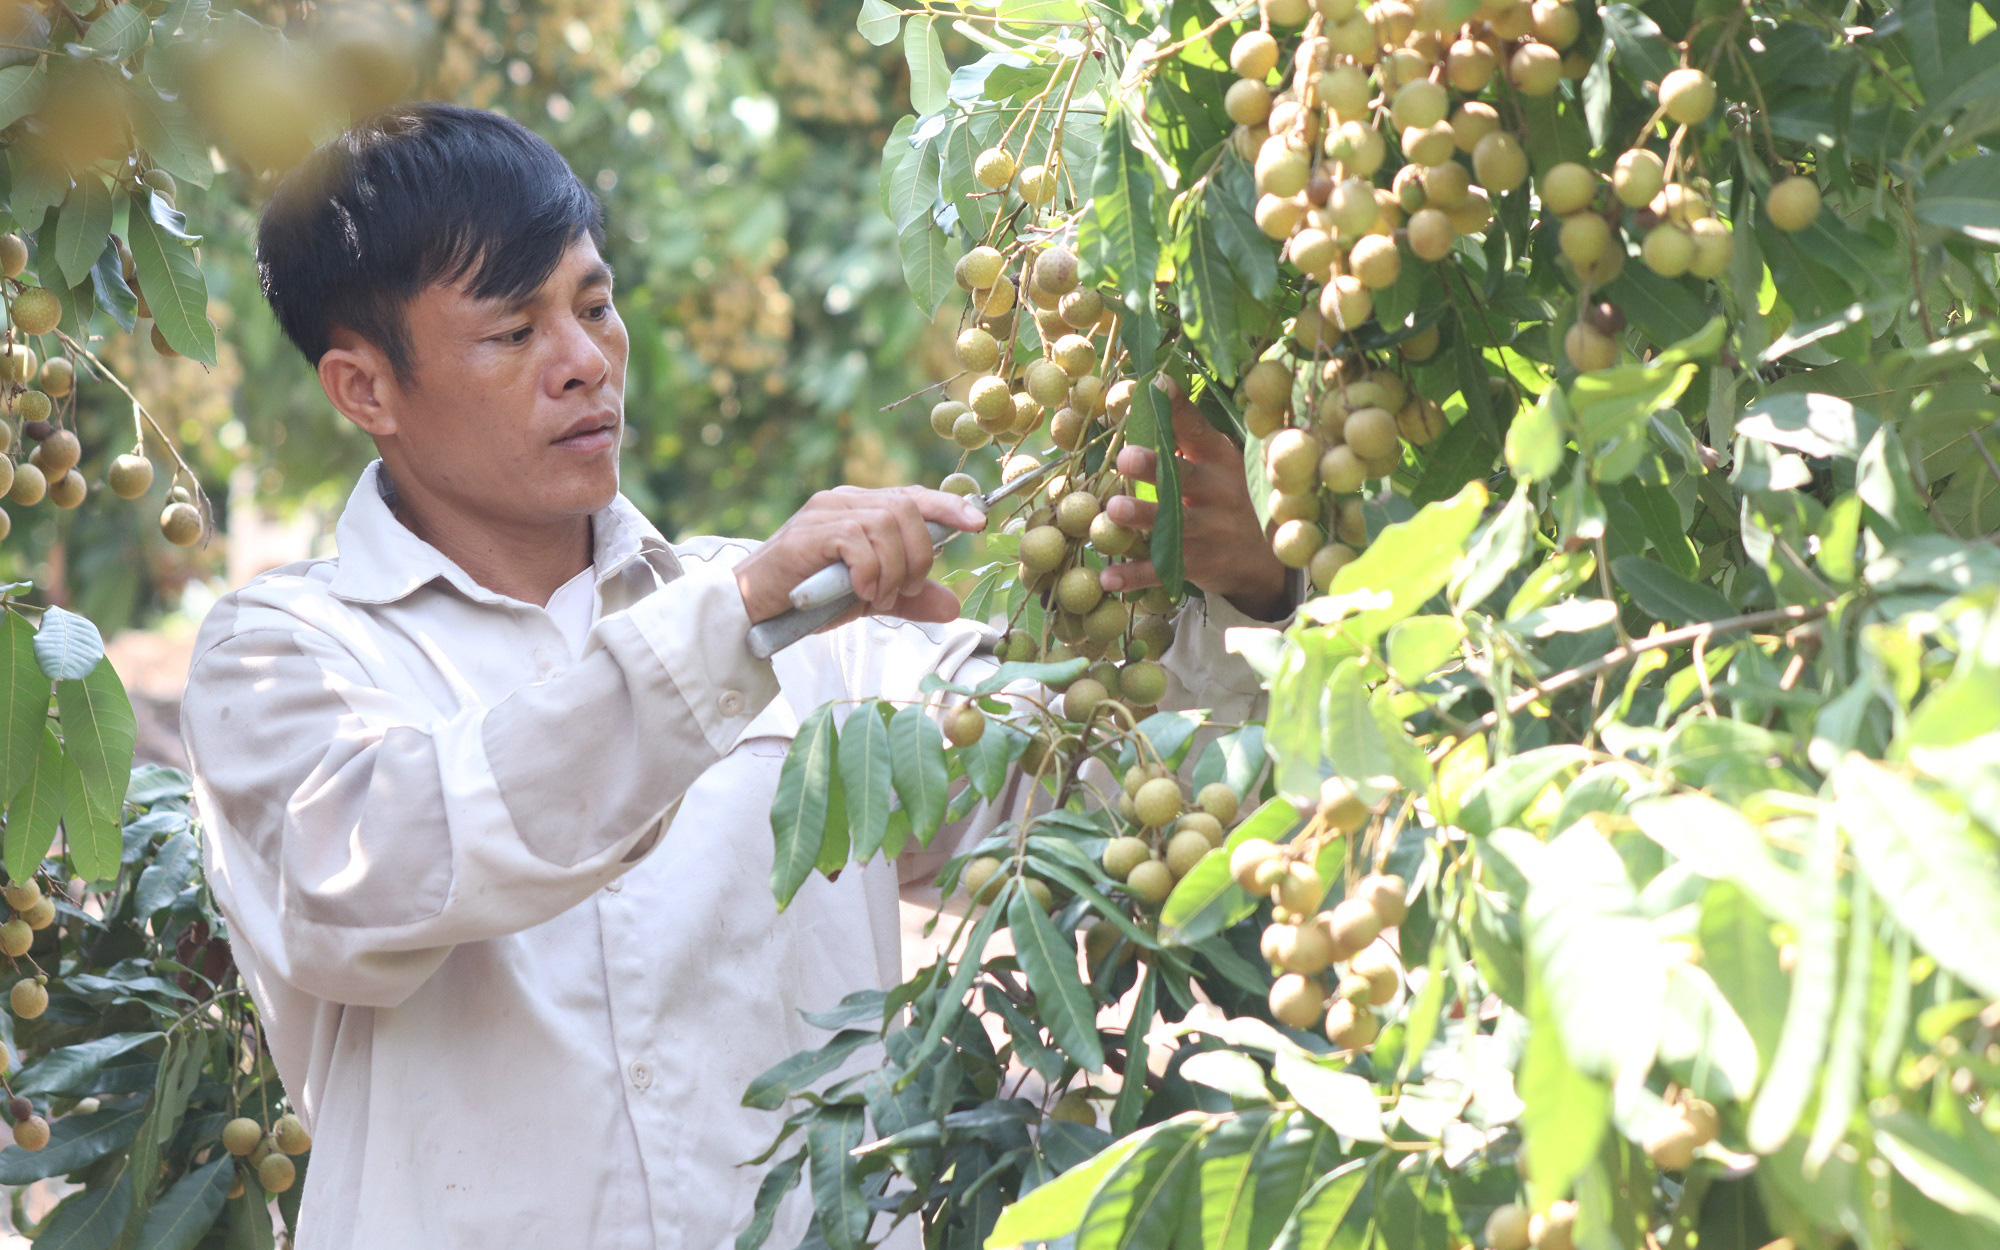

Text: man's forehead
xmin=434 ymin=237 xmax=613 ymax=313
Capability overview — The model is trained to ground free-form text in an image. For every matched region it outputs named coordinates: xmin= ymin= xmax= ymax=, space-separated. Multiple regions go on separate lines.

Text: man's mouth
xmin=554 ymin=418 xmax=618 ymax=452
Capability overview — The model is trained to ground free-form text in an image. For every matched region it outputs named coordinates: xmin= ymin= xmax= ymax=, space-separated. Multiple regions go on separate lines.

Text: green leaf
xmin=1835 ymin=757 xmax=2000 ymax=1000
xmin=1504 ymin=390 xmax=1565 ymax=483
xmin=1077 ymin=1118 xmax=1203 ymax=1250
xmin=1455 ymin=746 xmax=1587 ymax=837
xmin=1081 ymin=107 xmax=1159 ymax=371
xmin=1272 ymin=1051 xmax=1384 ymax=1143
xmin=136 ymin=1154 xmax=232 ymax=1250
xmin=1272 ymin=1155 xmax=1375 ymax=1250
xmin=989 ymin=1121 xmax=1176 ymax=1247
xmin=1385 ymin=616 xmax=1464 ymax=687
xmin=1008 ymin=884 xmax=1105 ymax=1071
xmin=0 ymin=65 xmax=45 ymax=131
xmin=0 ymin=612 xmax=48 ymax=800
xmin=904 ymin=15 xmax=949 ymax=115
xmin=49 ymin=176 xmax=113 ymax=293
xmin=1312 ymin=482 xmax=1489 ymax=647
xmin=737 ymin=1152 xmax=806 ymax=1250
xmin=1737 ymin=392 xmax=1878 ymax=460
xmin=1195 ymin=1116 xmax=1267 ymax=1250
xmin=1523 ymin=826 xmax=1665 ymax=1083
xmin=1629 ymin=795 xmax=1806 ymax=925
xmin=1916 ymin=152 xmax=2000 ymax=245
xmin=1449 ymin=484 xmax=1536 ymax=612
xmin=1518 ymin=985 xmax=1609 ymax=1209
xmin=1179 ymin=200 xmax=1245 ymax=384
xmin=82 ymin=2 xmax=149 ymax=56
xmin=1160 ymin=797 xmax=1295 ymax=945
xmin=770 ymin=704 xmax=838 ymax=909
xmin=1610 ymin=555 xmax=1736 ymax=626
xmin=0 ymin=1096 xmax=148 ymax=1182
xmin=896 ymin=217 xmax=952 ymax=316
xmin=884 ymin=125 xmax=938 ymax=230
xmin=56 ymin=658 xmax=136 ymax=882
xmin=1567 ymin=361 xmax=1695 ymax=450
xmin=856 ymin=0 xmax=901 ymax=46
xmin=890 ymin=704 xmax=948 ymax=844
xmin=1659 ymin=961 xmax=1762 ymax=1102
xmin=741 ymin=1030 xmax=876 ymax=1111
xmin=34 ymin=604 xmax=104 ymax=680
xmin=1805 ymin=873 xmax=1872 ymax=1169
xmin=129 ymin=95 xmax=212 ymax=190
xmin=1129 ymin=381 xmax=1184 ymax=594
xmin=1599 ymin=3 xmax=1677 ymax=90
xmin=838 ymin=705 xmax=893 ymax=862
xmin=222 ymin=1189 xmax=277 ymax=1250
xmin=807 ymin=1105 xmax=871 ymax=1250
xmin=5 ymin=725 xmax=66 ymax=880
xmin=963 ymin=720 xmax=1027 ymax=800
xmin=1873 ymin=1111 xmax=2000 ymax=1231
xmin=36 ymin=1172 xmax=133 ymax=1250
xmin=134 ymin=832 xmax=199 ymax=918
xmin=14 ymin=1032 xmax=164 ymax=1098
xmin=1746 ymin=809 xmax=1841 ymax=1153
xmin=1902 ymin=0 xmax=1971 ymax=101
xmin=124 ymin=191 xmax=217 ymax=366
xmin=1000 ymin=0 xmax=1084 ymax=21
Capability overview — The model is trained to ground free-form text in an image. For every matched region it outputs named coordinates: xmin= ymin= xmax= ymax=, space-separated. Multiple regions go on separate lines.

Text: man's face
xmin=380 ymin=234 xmax=628 ymax=528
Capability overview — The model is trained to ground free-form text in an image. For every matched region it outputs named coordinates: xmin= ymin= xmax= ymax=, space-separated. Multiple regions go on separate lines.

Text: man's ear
xmin=317 ymin=331 xmax=402 ymax=438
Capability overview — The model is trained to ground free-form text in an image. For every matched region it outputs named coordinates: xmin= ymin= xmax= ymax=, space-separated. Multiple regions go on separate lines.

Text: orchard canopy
xmin=740 ymin=2 xmax=2000 ymax=1250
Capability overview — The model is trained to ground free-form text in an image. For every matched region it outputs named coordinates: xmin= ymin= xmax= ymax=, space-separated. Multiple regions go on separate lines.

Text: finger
xmin=888 ymin=495 xmax=936 ymax=588
xmin=1101 ymin=560 xmax=1162 ymax=594
xmin=861 ymin=510 xmax=909 ymax=612
xmin=1105 ymin=494 xmax=1159 ymax=531
xmin=1116 ymin=445 xmax=1158 ymax=482
xmin=831 ymin=525 xmax=886 ymax=605
xmin=882 ymin=581 xmax=964 ymax=624
xmin=901 ymin=485 xmax=988 ymax=532
xmin=1172 ymin=394 xmax=1239 ymax=463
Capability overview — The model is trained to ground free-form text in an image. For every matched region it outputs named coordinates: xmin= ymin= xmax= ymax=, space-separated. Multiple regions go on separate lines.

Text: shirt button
xmin=718 ymin=690 xmax=746 ymax=716
xmin=629 ymin=1061 xmax=652 ymax=1090
xmin=604 ymin=877 xmax=623 ymax=894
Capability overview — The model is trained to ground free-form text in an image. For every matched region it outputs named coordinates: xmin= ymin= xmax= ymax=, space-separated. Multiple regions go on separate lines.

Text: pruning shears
xmin=746 ymin=458 xmax=1060 ymax=660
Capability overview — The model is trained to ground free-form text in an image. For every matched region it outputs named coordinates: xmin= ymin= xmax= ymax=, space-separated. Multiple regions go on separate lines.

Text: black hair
xmin=255 ymin=102 xmax=605 ymax=382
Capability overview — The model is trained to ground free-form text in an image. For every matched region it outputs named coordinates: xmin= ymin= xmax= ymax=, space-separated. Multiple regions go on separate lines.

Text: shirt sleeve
xmin=181 ymin=560 xmax=779 ymax=1008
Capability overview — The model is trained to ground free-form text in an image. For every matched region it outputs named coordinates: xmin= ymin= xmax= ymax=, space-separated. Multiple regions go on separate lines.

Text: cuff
xmin=1168 ymin=588 xmax=1289 ymax=702
xmin=628 ymin=560 xmax=782 ymax=753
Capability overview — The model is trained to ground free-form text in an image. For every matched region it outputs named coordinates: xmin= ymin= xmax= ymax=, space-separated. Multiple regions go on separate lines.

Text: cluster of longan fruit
xmin=222 ymin=1110 xmax=311 ymax=1195
xmin=1 ymin=877 xmax=59 ymax=1022
xmin=1483 ymin=1198 xmax=1577 ymax=1250
xmin=1096 ymin=774 xmax=1244 ymax=906
xmin=0 ymin=232 xmax=202 ymax=548
xmin=1227 ymin=778 xmax=1406 ymax=1048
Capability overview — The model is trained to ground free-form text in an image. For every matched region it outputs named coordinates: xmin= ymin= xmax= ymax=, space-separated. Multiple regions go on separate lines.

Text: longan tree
xmin=748 ymin=1 xmax=2000 ymax=1248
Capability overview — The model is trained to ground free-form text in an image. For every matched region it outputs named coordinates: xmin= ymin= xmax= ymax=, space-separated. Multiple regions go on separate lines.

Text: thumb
xmin=1171 ymin=394 xmax=1236 ymax=462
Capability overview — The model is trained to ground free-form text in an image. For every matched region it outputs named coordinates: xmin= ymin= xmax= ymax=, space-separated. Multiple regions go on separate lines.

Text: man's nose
xmin=552 ymin=314 xmax=611 ymax=393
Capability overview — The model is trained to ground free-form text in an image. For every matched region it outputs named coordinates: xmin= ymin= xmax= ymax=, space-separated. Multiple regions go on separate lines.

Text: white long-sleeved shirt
xmin=179 ymin=462 xmax=1268 ymax=1250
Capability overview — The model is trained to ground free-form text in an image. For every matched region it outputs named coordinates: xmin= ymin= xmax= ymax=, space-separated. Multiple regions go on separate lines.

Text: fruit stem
xmin=54 ymin=331 xmax=207 ymax=522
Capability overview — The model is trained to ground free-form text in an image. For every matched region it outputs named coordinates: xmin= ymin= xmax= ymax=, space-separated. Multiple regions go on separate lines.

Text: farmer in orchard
xmin=178 ymin=103 xmax=1288 ymax=1249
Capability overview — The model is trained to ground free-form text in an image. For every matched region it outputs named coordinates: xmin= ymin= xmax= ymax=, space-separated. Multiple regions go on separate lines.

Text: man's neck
xmin=380 ymin=467 xmax=593 ymax=607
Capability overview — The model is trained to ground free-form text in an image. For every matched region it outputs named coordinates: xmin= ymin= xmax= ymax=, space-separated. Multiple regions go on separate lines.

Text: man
xmin=181 ymin=103 xmax=1287 ymax=1248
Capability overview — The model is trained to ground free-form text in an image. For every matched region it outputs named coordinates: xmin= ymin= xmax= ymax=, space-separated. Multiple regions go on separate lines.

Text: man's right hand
xmin=734 ymin=486 xmax=987 ymax=629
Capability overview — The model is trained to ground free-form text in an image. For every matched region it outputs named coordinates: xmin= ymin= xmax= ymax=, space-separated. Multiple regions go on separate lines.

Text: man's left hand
xmin=1098 ymin=382 xmax=1290 ymax=622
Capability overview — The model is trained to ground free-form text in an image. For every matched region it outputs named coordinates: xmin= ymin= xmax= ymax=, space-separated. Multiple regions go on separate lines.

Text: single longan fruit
xmin=0 ymin=235 xmax=24 ymax=279
xmin=1642 ymin=223 xmax=1694 ymax=278
xmin=1324 ymin=998 xmax=1378 ymax=1049
xmin=31 ymin=427 xmax=79 ymax=476
xmin=223 ymin=1117 xmax=265 ymax=1156
xmin=1049 ymin=1090 xmax=1097 ymax=1125
xmin=11 ymin=1114 xmax=49 ymax=1152
xmin=1018 ymin=164 xmax=1058 ymax=207
xmin=1034 ymin=248 xmax=1080 ymax=297
xmin=956 ymin=327 xmax=1001 ymax=373
xmin=1688 ymin=217 xmax=1734 ymax=279
xmin=1532 ymin=0 xmax=1581 ymax=47
xmin=18 ymin=897 xmax=53 ymax=931
xmin=1165 ymin=829 xmax=1212 ymax=878
xmin=1056 ymin=565 xmax=1104 ymax=616
xmin=1320 ymin=775 xmax=1369 ymax=833
xmin=11 ymin=288 xmax=60 ymax=337
xmin=1348 ymin=234 xmax=1401 ymax=290
xmin=1613 ymin=148 xmax=1666 ymax=208
xmin=1659 ymin=67 xmax=1717 ymax=126
xmin=160 ymin=500 xmax=203 ymax=546
xmin=973 ymin=146 xmax=1017 ymax=189
xmin=1349 ymin=942 xmax=1402 ymax=1004
xmin=946 ymin=701 xmax=986 ymax=747
xmin=1539 ymin=161 xmax=1596 ymax=215
xmin=1062 ymin=676 xmax=1109 ymax=721
xmin=1644 ymin=1116 xmax=1699 ymax=1170
xmin=1052 ymin=334 xmax=1096 ymax=378
xmin=1485 ymin=1203 xmax=1533 ymax=1250
xmin=1125 ymin=859 xmax=1175 ymax=905
xmin=258 ymin=1153 xmax=297 ymax=1193
xmin=0 ymin=920 xmax=30 ymax=958
xmin=1509 ymin=41 xmax=1563 ymax=95
xmin=1472 ymin=132 xmax=1527 ymax=193
xmin=1558 ymin=212 xmax=1614 ymax=266
xmin=1308 ymin=542 xmax=1357 ymax=591
xmin=8 ymin=463 xmax=47 ymax=507
xmin=1229 ymin=839 xmax=1281 ymax=892
xmin=1230 ymin=29 xmax=1280 ymax=79
xmin=10 ymin=979 xmax=47 ymax=1019
xmin=1324 ymin=896 xmax=1383 ymax=958
xmin=1225 ymin=78 xmax=1274 ymax=126
xmin=1405 ymin=208 xmax=1455 ymax=261
xmin=1255 ymin=137 xmax=1311 ymax=200
xmin=1 ymin=880 xmax=39 ymax=911
xmin=1269 ymin=973 xmax=1327 ymax=1030
xmin=1195 ymin=782 xmax=1239 ymax=825
xmin=1531 ymin=1201 xmax=1578 ymax=1250
xmin=1120 ymin=659 xmax=1167 ymax=706
xmin=1565 ymin=322 xmax=1620 ymax=373
xmin=47 ymin=471 xmax=84 ymax=510
xmin=1271 ymin=518 xmax=1323 ymax=569
xmin=957 ymin=246 xmax=1004 ymax=291
xmin=1134 ymin=777 xmax=1183 ymax=828
xmin=1766 ymin=175 xmax=1822 ymax=232
xmin=1355 ymin=872 xmax=1408 ymax=924
xmin=108 ymin=453 xmax=156 ymax=499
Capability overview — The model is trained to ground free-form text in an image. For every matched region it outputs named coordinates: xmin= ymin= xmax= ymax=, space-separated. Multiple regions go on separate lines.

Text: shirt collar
xmin=327 ymin=461 xmax=683 ymax=606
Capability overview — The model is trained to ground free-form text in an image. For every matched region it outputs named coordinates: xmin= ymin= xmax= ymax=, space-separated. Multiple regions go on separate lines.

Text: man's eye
xmin=583 ymin=304 xmax=611 ymax=321
xmin=504 ymin=326 xmax=533 ymax=343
